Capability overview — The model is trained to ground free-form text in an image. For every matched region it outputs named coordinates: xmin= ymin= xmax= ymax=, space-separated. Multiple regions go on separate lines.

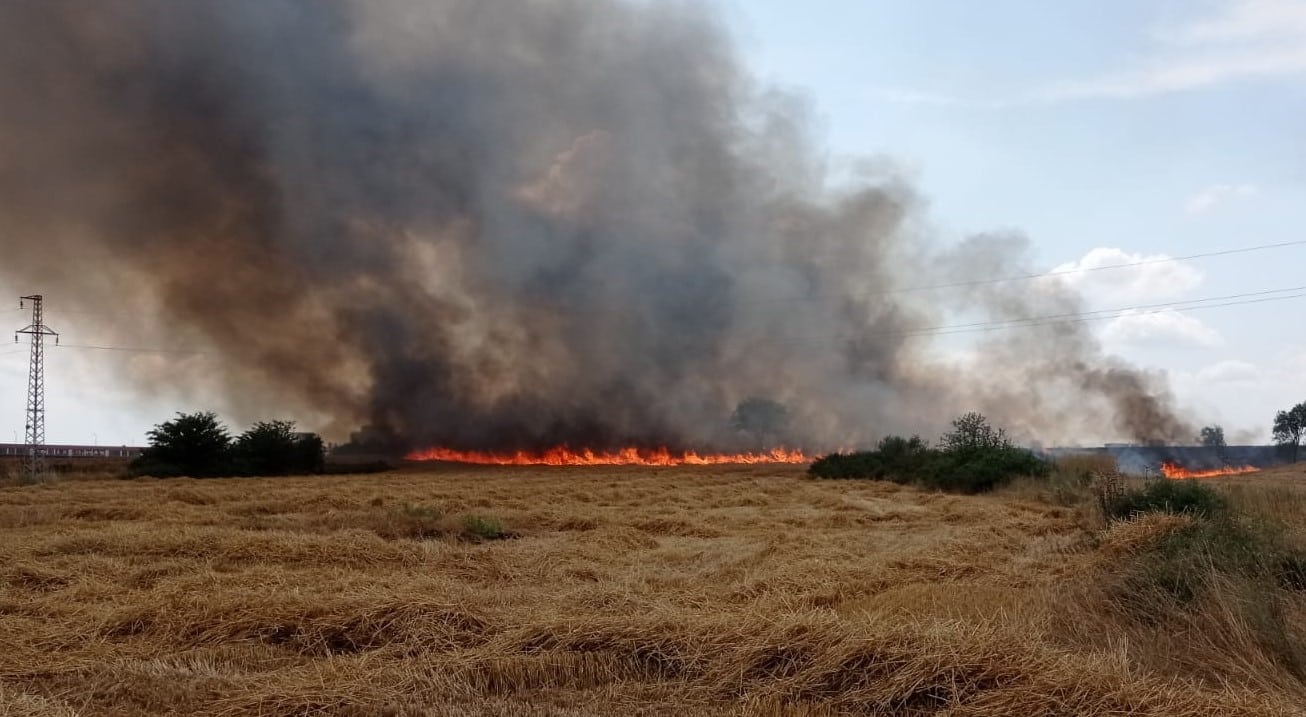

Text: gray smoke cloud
xmin=0 ymin=0 xmax=1191 ymax=452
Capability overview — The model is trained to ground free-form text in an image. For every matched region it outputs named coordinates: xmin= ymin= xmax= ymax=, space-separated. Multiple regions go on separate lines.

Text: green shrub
xmin=1106 ymin=479 xmax=1228 ymax=521
xmin=808 ymin=451 xmax=885 ymax=480
xmin=924 ymin=445 xmax=1050 ymax=494
xmin=874 ymin=435 xmax=935 ymax=480
xmin=1106 ymin=485 xmax=1306 ymax=675
xmin=1126 ymin=517 xmax=1259 ymax=599
xmin=461 ymin=514 xmax=507 ymax=540
xmin=808 ymin=435 xmax=933 ymax=482
xmin=809 ymin=414 xmax=1048 ymax=493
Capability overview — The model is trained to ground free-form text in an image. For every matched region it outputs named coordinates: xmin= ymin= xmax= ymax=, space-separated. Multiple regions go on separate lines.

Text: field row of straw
xmin=2 ymin=461 xmax=1304 ymax=715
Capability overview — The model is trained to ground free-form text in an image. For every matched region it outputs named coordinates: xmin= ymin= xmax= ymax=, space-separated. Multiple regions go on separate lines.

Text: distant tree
xmin=132 ymin=411 xmax=232 ymax=477
xmin=233 ymin=420 xmax=325 ymax=476
xmin=940 ymin=411 xmax=1010 ymax=454
xmin=1198 ymin=425 xmax=1226 ymax=449
xmin=233 ymin=420 xmax=298 ymax=476
xmin=1273 ymin=402 xmax=1306 ymax=463
xmin=293 ymin=432 xmax=326 ymax=475
xmin=730 ymin=397 xmax=790 ymax=447
xmin=131 ymin=412 xmax=327 ymax=478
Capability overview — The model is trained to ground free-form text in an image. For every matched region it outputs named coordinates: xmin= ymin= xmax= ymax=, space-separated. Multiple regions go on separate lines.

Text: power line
xmin=10 ymin=238 xmax=1306 ymax=351
xmin=54 ymin=343 xmax=207 ymax=356
xmin=31 ymin=290 xmax=1306 ymax=347
xmin=899 ymin=284 xmax=1306 ymax=336
xmin=883 ymin=238 xmax=1306 ymax=295
xmin=890 ymin=289 xmax=1306 ymax=339
xmin=920 ymin=292 xmax=1306 ymax=338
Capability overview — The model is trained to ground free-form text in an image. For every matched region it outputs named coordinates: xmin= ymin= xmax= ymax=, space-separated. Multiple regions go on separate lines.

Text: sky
xmin=2 ymin=0 xmax=1304 ymax=446
xmin=728 ymin=0 xmax=1306 ymax=443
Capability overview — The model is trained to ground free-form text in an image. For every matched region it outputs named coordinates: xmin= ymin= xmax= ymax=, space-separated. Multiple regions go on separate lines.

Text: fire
xmin=406 ymin=445 xmax=812 ymax=466
xmin=1160 ymin=461 xmax=1259 ymax=480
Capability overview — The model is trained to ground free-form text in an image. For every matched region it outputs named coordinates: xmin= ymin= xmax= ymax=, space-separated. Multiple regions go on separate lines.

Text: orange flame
xmin=406 ymin=445 xmax=812 ymax=466
xmin=1160 ymin=461 xmax=1259 ymax=480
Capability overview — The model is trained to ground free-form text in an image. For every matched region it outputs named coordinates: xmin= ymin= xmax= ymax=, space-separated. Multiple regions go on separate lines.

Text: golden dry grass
xmin=1 ymin=464 xmax=1304 ymax=715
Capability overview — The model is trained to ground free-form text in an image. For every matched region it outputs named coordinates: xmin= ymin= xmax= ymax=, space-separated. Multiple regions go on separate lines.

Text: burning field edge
xmin=404 ymin=445 xmax=813 ymax=466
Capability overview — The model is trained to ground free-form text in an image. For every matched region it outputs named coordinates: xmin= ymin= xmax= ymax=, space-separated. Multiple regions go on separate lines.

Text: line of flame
xmin=406 ymin=445 xmax=812 ymax=466
xmin=1160 ymin=461 xmax=1260 ymax=480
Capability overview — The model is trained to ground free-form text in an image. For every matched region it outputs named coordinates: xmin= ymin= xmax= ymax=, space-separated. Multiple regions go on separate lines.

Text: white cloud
xmin=1190 ymin=359 xmax=1263 ymax=385
xmin=1040 ymin=49 xmax=1306 ymax=100
xmin=1171 ymin=0 xmax=1306 ymax=44
xmin=873 ymin=1 xmax=1306 ymax=106
xmin=868 ymin=88 xmax=1013 ymax=110
xmin=1099 ymin=309 xmax=1224 ymax=348
xmin=1042 ymin=0 xmax=1306 ymax=100
xmin=1169 ymin=353 xmax=1306 ymax=440
xmin=870 ymin=88 xmax=965 ymax=107
xmin=1049 ymin=247 xmax=1204 ymax=302
xmin=1184 ymin=183 xmax=1259 ymax=214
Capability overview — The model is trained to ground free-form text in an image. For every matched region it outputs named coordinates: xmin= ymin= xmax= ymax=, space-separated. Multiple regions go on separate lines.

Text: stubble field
xmin=1 ymin=463 xmax=1304 ymax=716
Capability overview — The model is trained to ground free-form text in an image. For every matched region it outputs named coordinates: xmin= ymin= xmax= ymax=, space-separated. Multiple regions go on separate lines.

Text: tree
xmin=132 ymin=411 xmax=232 ymax=477
xmin=233 ymin=420 xmax=298 ymax=476
xmin=730 ymin=397 xmax=790 ymax=447
xmin=1273 ymin=402 xmax=1306 ymax=463
xmin=293 ymin=432 xmax=326 ymax=475
xmin=1198 ymin=425 xmax=1226 ymax=448
xmin=233 ymin=420 xmax=326 ymax=476
xmin=940 ymin=411 xmax=1010 ymax=454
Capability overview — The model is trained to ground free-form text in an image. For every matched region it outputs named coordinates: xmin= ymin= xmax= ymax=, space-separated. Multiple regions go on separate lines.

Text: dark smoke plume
xmin=0 ymin=0 xmax=1191 ymax=451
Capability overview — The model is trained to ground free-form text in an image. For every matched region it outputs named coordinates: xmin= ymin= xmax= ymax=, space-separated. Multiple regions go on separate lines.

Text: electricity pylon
xmin=16 ymin=295 xmax=57 ymax=483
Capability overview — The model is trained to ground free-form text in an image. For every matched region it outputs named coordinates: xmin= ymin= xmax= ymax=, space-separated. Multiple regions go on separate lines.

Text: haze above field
xmin=734 ymin=0 xmax=1306 ymax=442
xmin=1 ymin=0 xmax=1304 ymax=446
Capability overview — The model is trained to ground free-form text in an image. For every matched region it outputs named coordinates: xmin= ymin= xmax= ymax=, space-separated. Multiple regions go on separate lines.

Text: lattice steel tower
xmin=16 ymin=295 xmax=57 ymax=482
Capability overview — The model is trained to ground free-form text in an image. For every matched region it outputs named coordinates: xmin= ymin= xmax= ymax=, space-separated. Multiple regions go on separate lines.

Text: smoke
xmin=0 ymin=0 xmax=1192 ymax=451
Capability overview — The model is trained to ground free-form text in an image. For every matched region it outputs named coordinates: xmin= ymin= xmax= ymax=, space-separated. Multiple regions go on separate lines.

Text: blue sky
xmin=727 ymin=0 xmax=1306 ymax=441
xmin=2 ymin=0 xmax=1304 ymax=446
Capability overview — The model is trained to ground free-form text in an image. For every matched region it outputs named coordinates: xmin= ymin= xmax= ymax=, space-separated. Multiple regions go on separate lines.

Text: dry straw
xmin=2 ymin=463 xmax=1304 ymax=715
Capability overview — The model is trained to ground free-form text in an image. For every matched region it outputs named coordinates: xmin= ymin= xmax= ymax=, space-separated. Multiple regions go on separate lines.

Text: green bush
xmin=809 ymin=414 xmax=1048 ymax=493
xmin=461 ymin=514 xmax=507 ymax=540
xmin=1124 ymin=517 xmax=1259 ymax=601
xmin=1105 ymin=482 xmax=1306 ymax=674
xmin=924 ymin=445 xmax=1050 ymax=494
xmin=808 ymin=451 xmax=883 ymax=480
xmin=1106 ymin=479 xmax=1228 ymax=521
xmin=808 ymin=435 xmax=933 ymax=482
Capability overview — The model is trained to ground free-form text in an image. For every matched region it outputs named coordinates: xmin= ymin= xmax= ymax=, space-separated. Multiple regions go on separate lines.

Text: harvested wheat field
xmin=2 ymin=464 xmax=1305 ymax=716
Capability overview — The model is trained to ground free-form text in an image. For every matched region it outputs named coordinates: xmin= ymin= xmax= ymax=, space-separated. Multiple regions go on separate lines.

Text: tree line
xmin=131 ymin=411 xmax=325 ymax=478
xmin=1198 ymin=400 xmax=1305 ymax=463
